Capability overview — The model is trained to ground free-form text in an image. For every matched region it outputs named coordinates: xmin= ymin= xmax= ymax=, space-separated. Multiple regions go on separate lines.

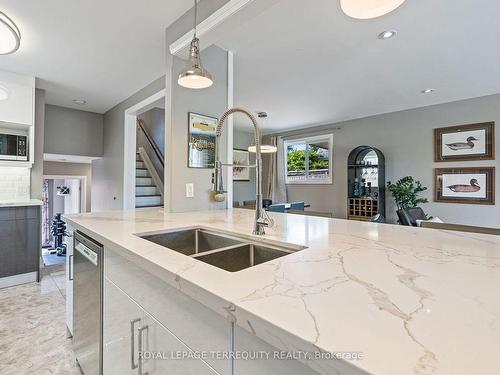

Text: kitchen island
xmin=64 ymin=207 xmax=500 ymax=375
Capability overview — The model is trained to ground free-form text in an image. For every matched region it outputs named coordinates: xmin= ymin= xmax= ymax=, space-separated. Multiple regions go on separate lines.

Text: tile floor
xmin=0 ymin=265 xmax=81 ymax=375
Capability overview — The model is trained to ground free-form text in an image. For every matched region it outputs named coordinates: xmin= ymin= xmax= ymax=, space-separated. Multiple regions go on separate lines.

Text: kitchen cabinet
xmin=104 ymin=277 xmax=219 ymax=375
xmin=0 ymin=70 xmax=35 ymax=127
xmin=102 ymin=244 xmax=321 ymax=375
xmin=64 ymin=224 xmax=74 ymax=335
xmin=0 ymin=206 xmax=41 ymax=288
xmin=104 ymin=246 xmax=232 ymax=375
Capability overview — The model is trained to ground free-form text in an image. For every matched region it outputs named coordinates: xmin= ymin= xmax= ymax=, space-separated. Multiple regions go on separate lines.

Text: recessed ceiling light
xmin=378 ymin=30 xmax=396 ymax=39
xmin=0 ymin=11 xmax=21 ymax=55
xmin=73 ymin=99 xmax=87 ymax=105
xmin=341 ymin=0 xmax=406 ymax=19
xmin=421 ymin=89 xmax=435 ymax=94
xmin=0 ymin=85 xmax=9 ymax=101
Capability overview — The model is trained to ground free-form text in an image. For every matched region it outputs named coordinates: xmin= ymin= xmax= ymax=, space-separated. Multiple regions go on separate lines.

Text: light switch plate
xmin=186 ymin=183 xmax=194 ymax=198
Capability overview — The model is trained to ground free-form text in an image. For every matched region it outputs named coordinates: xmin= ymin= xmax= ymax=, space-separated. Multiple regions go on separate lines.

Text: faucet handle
xmin=257 ymin=216 xmax=274 ymax=228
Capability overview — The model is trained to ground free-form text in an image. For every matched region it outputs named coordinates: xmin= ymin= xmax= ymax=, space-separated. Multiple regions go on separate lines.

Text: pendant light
xmin=177 ymin=0 xmax=213 ymax=89
xmin=248 ymin=112 xmax=278 ymax=154
xmin=341 ymin=0 xmax=406 ymax=19
xmin=0 ymin=11 xmax=21 ymax=55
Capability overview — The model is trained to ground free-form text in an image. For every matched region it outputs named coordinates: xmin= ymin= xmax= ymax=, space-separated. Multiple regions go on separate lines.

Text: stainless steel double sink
xmin=137 ymin=228 xmax=306 ymax=272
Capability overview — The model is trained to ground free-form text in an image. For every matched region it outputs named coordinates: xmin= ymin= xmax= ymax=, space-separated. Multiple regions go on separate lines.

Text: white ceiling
xmin=0 ymin=0 xmax=192 ymax=113
xmin=216 ymin=0 xmax=500 ymax=132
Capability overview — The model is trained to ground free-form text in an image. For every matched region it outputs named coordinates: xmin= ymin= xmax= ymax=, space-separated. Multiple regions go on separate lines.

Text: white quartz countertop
xmin=64 ymin=208 xmax=500 ymax=375
xmin=0 ymin=199 xmax=43 ymax=207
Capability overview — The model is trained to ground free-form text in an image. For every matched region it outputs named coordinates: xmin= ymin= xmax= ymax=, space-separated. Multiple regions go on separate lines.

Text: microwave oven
xmin=0 ymin=130 xmax=28 ymax=161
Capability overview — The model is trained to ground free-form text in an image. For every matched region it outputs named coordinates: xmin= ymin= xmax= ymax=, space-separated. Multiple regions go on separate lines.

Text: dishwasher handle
xmin=75 ymin=242 xmax=99 ymax=266
xmin=68 ymin=255 xmax=74 ymax=281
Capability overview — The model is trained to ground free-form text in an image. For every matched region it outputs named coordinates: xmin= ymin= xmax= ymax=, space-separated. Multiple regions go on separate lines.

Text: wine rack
xmin=348 ymin=198 xmax=378 ymax=221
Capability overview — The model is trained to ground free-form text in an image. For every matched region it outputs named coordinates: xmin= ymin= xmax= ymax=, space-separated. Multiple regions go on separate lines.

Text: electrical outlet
xmin=186 ymin=183 xmax=194 ymax=198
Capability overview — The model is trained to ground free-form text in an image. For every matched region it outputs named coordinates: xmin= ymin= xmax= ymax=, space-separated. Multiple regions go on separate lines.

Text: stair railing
xmin=136 ymin=119 xmax=164 ymax=167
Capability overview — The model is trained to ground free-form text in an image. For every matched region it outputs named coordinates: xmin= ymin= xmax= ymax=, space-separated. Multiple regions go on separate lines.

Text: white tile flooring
xmin=0 ymin=265 xmax=81 ymax=374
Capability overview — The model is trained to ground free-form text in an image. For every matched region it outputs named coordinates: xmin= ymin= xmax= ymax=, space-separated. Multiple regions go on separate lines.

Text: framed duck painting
xmin=434 ymin=122 xmax=495 ymax=162
xmin=434 ymin=167 xmax=495 ymax=205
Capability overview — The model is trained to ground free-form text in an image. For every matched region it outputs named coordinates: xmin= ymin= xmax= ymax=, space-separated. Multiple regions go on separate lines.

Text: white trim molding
xmin=169 ymin=0 xmax=254 ymax=56
xmin=123 ymin=89 xmax=166 ymax=210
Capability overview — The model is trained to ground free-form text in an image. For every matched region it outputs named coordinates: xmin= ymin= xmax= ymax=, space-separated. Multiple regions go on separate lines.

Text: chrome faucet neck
xmin=213 ymin=107 xmax=273 ymax=235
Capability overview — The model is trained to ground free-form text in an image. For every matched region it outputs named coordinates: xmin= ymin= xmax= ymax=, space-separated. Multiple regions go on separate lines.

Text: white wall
xmin=50 ymin=179 xmax=65 ymax=215
xmin=268 ymin=93 xmax=500 ymax=227
xmin=63 ymin=179 xmax=81 ymax=214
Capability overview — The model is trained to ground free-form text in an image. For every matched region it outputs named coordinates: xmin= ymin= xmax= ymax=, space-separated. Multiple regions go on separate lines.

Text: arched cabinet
xmin=347 ymin=146 xmax=386 ymax=221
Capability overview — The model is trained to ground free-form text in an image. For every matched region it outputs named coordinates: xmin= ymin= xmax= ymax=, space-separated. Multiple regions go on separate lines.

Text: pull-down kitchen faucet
xmin=212 ymin=107 xmax=274 ymax=235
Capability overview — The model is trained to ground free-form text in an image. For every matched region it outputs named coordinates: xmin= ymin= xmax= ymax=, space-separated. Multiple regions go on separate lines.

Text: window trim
xmin=284 ymin=134 xmax=333 ymax=185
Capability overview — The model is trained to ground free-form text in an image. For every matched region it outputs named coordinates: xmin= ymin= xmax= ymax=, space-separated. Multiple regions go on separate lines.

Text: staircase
xmin=135 ymin=152 xmax=162 ymax=208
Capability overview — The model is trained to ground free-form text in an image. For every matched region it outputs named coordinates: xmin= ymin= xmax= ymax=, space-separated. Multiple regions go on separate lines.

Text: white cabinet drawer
xmin=104 ymin=277 xmax=220 ymax=375
xmin=104 ymin=247 xmax=232 ymax=375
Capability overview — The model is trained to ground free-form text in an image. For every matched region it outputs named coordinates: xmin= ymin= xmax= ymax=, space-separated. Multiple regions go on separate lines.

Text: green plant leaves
xmin=387 ymin=176 xmax=428 ymax=210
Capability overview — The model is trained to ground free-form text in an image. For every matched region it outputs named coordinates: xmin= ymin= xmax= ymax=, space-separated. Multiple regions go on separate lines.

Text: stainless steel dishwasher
xmin=73 ymin=231 xmax=103 ymax=375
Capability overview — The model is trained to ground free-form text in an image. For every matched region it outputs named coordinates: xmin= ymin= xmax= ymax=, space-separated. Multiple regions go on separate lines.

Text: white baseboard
xmin=0 ymin=272 xmax=37 ymax=289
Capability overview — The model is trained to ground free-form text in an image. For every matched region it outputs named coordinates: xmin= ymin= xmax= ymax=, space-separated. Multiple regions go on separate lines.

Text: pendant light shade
xmin=178 ymin=0 xmax=213 ymax=89
xmin=248 ymin=144 xmax=277 ymax=154
xmin=341 ymin=0 xmax=406 ymax=19
xmin=178 ymin=37 xmax=213 ymax=89
xmin=248 ymin=112 xmax=277 ymax=153
xmin=0 ymin=11 xmax=21 ymax=55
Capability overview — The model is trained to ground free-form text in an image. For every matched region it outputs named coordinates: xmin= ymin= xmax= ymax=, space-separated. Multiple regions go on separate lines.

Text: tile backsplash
xmin=0 ymin=167 xmax=31 ymax=202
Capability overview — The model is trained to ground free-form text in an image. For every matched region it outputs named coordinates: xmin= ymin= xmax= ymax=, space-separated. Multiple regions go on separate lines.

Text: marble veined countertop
xmin=64 ymin=208 xmax=500 ymax=375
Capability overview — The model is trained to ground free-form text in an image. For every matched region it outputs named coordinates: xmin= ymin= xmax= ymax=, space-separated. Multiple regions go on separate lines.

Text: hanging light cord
xmin=193 ymin=0 xmax=198 ymax=38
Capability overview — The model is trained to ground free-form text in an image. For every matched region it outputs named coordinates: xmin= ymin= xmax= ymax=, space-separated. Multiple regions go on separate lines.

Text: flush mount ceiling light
xmin=341 ymin=0 xmax=406 ymax=19
xmin=73 ymin=99 xmax=87 ymax=105
xmin=0 ymin=11 xmax=21 ymax=55
xmin=0 ymin=85 xmax=9 ymax=101
xmin=421 ymin=89 xmax=435 ymax=94
xmin=378 ymin=30 xmax=396 ymax=39
xmin=178 ymin=0 xmax=213 ymax=89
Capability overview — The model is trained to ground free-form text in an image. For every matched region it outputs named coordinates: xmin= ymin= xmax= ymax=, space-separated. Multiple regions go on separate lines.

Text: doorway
xmin=41 ymin=176 xmax=85 ymax=266
xmin=123 ymin=89 xmax=166 ymax=210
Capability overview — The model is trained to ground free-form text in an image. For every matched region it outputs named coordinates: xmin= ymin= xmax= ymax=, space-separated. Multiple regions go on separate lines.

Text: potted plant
xmin=387 ymin=177 xmax=428 ymax=222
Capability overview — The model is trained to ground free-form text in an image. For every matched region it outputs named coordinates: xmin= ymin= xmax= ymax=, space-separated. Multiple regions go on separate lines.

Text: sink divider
xmin=190 ymin=243 xmax=248 ymax=258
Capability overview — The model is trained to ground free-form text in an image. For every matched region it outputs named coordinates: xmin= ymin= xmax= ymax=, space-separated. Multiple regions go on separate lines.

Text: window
xmin=284 ymin=134 xmax=333 ymax=184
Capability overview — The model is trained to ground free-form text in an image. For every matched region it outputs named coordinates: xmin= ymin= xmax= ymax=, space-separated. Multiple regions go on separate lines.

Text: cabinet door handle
xmin=68 ymin=255 xmax=74 ymax=281
xmin=138 ymin=325 xmax=149 ymax=375
xmin=130 ymin=318 xmax=141 ymax=370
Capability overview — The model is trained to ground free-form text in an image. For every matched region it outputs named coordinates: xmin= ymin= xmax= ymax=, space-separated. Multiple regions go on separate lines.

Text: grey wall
xmin=267 ymin=93 xmax=500 ymax=227
xmin=233 ymin=130 xmax=256 ymax=205
xmin=167 ymin=45 xmax=228 ymax=212
xmin=44 ymin=104 xmax=103 ymax=157
xmin=91 ymin=76 xmax=166 ymax=212
xmin=137 ymin=107 xmax=165 ymax=183
xmin=44 ymin=161 xmax=92 ymax=212
xmin=31 ymin=89 xmax=46 ymax=200
xmin=138 ymin=107 xmax=165 ymax=156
